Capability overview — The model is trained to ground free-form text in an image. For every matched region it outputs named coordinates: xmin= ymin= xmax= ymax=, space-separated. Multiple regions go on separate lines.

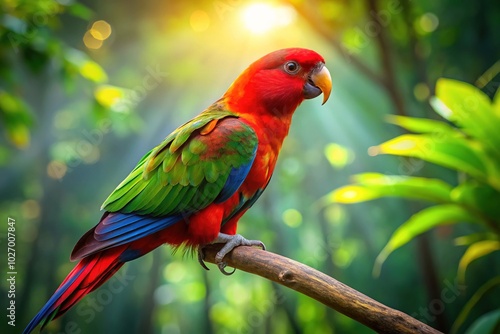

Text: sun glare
xmin=241 ymin=3 xmax=296 ymax=35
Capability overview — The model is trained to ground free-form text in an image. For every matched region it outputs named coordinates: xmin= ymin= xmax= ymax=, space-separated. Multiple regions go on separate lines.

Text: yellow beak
xmin=311 ymin=65 xmax=332 ymax=105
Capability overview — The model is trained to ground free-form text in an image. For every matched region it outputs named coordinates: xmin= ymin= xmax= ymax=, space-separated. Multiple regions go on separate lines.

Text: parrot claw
xmin=197 ymin=246 xmax=210 ymax=271
xmin=218 ymin=262 xmax=236 ymax=276
xmin=213 ymin=233 xmax=265 ymax=275
xmin=197 ymin=233 xmax=265 ymax=275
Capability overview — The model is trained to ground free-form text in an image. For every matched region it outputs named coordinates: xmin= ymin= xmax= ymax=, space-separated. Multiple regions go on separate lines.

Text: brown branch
xmin=203 ymin=244 xmax=442 ymax=334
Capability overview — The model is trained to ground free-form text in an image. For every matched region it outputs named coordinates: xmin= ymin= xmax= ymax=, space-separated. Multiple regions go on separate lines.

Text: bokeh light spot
xmin=82 ymin=146 xmax=100 ymax=164
xmin=47 ymin=160 xmax=67 ymax=180
xmin=83 ymin=30 xmax=103 ymax=49
xmin=90 ymin=20 xmax=112 ymax=40
xmin=154 ymin=284 xmax=175 ymax=305
xmin=79 ymin=60 xmax=108 ymax=82
xmin=190 ymin=10 xmax=210 ymax=32
xmin=419 ymin=13 xmax=439 ymax=33
xmin=334 ymin=245 xmax=355 ymax=268
xmin=54 ymin=110 xmax=76 ymax=130
xmin=282 ymin=208 xmax=302 ymax=228
xmin=180 ymin=282 xmax=206 ymax=302
xmin=324 ymin=143 xmax=353 ymax=169
xmin=84 ymin=20 xmax=111 ymax=49
xmin=21 ymin=199 xmax=41 ymax=220
xmin=94 ymin=85 xmax=125 ymax=108
xmin=163 ymin=262 xmax=187 ymax=283
xmin=241 ymin=3 xmax=296 ymax=35
xmin=324 ymin=204 xmax=347 ymax=226
xmin=414 ymin=82 xmax=430 ymax=101
xmin=223 ymin=283 xmax=250 ymax=305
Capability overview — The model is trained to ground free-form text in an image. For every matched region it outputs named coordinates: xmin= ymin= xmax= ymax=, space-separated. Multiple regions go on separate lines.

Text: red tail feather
xmin=23 ymin=246 xmax=126 ymax=334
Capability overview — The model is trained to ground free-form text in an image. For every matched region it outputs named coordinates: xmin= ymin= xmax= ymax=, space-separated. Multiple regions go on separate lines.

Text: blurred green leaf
xmin=430 ymin=96 xmax=453 ymax=120
xmin=494 ymin=85 xmax=500 ymax=115
xmin=452 ymin=277 xmax=500 ymax=334
xmin=68 ymin=3 xmax=94 ymax=20
xmin=5 ymin=123 xmax=30 ymax=148
xmin=435 ymin=78 xmax=500 ymax=159
xmin=451 ymin=182 xmax=500 ymax=222
xmin=327 ymin=173 xmax=452 ymax=204
xmin=458 ymin=240 xmax=500 ymax=283
xmin=370 ymin=134 xmax=500 ymax=190
xmin=0 ymin=90 xmax=34 ymax=148
xmin=385 ymin=114 xmax=457 ymax=135
xmin=464 ymin=309 xmax=500 ymax=334
xmin=374 ymin=204 xmax=481 ymax=277
xmin=327 ymin=184 xmax=381 ymax=203
xmin=80 ymin=60 xmax=108 ymax=83
xmin=22 ymin=43 xmax=50 ymax=73
xmin=64 ymin=48 xmax=108 ymax=83
xmin=355 ymin=173 xmax=453 ymax=201
xmin=455 ymin=233 xmax=498 ymax=246
xmin=0 ymin=145 xmax=10 ymax=165
xmin=94 ymin=85 xmax=129 ymax=109
xmin=1 ymin=14 xmax=29 ymax=34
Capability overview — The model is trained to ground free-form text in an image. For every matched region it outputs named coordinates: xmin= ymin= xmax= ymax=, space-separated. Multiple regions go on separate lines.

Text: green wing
xmin=101 ymin=107 xmax=258 ymax=217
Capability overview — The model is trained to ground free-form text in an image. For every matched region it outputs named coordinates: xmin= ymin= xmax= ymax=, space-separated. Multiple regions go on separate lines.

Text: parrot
xmin=24 ymin=47 xmax=332 ymax=333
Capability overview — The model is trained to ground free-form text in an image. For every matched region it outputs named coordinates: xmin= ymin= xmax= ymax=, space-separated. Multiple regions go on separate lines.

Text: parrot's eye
xmin=284 ymin=61 xmax=300 ymax=74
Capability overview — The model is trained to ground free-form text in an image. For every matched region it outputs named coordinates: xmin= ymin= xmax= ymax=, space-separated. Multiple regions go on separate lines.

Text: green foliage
xmin=374 ymin=204 xmax=481 ymax=277
xmin=463 ymin=309 xmax=500 ymax=334
xmin=453 ymin=278 xmax=500 ymax=334
xmin=0 ymin=1 xmax=133 ymax=153
xmin=0 ymin=90 xmax=33 ymax=148
xmin=329 ymin=173 xmax=453 ymax=203
xmin=328 ymin=77 xmax=500 ymax=331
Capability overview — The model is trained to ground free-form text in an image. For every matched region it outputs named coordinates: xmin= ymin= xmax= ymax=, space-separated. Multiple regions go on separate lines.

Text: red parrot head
xmin=224 ymin=48 xmax=332 ymax=116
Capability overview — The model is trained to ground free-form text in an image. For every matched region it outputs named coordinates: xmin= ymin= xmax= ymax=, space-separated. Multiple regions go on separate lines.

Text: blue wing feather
xmin=215 ymin=148 xmax=257 ymax=203
xmin=71 ymin=213 xmax=184 ymax=260
xmin=95 ymin=213 xmax=183 ymax=244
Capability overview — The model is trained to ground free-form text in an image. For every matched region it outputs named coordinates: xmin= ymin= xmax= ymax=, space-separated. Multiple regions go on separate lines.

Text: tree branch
xmin=202 ymin=245 xmax=442 ymax=334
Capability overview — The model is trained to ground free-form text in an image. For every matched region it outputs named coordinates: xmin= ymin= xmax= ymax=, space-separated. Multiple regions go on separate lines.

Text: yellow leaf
xmin=458 ymin=240 xmax=500 ymax=283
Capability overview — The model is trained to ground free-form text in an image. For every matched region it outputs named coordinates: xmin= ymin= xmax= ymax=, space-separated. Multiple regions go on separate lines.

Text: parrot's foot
xmin=197 ymin=233 xmax=266 ymax=275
